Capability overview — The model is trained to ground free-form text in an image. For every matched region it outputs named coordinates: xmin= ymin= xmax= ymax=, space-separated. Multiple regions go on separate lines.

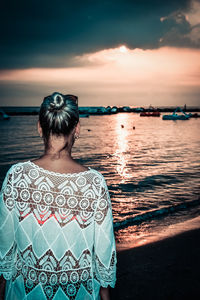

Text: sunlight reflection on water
xmin=113 ymin=113 xmax=132 ymax=182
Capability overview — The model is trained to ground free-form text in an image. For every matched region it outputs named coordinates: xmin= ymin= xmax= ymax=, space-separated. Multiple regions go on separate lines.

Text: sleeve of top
xmin=93 ymin=175 xmax=117 ymax=288
xmin=0 ymin=167 xmax=16 ymax=280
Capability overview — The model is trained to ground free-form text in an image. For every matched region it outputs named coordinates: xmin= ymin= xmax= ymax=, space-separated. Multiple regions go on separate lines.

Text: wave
xmin=114 ymin=198 xmax=200 ymax=231
xmin=109 ymin=174 xmax=182 ymax=194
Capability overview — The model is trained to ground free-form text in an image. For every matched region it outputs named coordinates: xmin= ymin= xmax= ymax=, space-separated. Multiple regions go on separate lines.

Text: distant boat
xmin=122 ymin=106 xmax=132 ymax=112
xmin=189 ymin=113 xmax=200 ymax=118
xmin=134 ymin=107 xmax=144 ymax=112
xmin=0 ymin=109 xmax=10 ymax=120
xmin=162 ymin=107 xmax=191 ymax=120
xmin=140 ymin=106 xmax=160 ymax=117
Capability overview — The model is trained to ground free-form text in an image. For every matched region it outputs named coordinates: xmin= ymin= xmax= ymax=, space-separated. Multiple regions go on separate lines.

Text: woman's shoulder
xmin=8 ymin=161 xmax=30 ymax=173
xmin=5 ymin=161 xmax=106 ymax=187
xmin=1 ymin=162 xmax=28 ymax=189
xmin=9 ymin=160 xmax=104 ymax=180
xmin=3 ymin=161 xmax=34 ymax=181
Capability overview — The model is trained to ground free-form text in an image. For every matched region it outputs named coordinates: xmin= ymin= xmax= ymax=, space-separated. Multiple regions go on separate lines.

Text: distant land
xmin=1 ymin=105 xmax=200 ymax=116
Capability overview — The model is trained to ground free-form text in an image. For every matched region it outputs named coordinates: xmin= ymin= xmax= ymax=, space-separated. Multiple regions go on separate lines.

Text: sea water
xmin=0 ymin=113 xmax=200 ymax=248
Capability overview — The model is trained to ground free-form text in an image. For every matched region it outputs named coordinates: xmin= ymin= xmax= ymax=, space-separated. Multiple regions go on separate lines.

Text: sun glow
xmin=119 ymin=45 xmax=128 ymax=53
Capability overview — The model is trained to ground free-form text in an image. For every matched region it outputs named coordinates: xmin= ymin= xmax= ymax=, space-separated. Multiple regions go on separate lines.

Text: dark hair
xmin=39 ymin=92 xmax=79 ymax=146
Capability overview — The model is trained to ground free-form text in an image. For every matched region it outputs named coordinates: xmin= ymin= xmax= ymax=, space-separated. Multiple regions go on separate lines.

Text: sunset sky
xmin=0 ymin=0 xmax=200 ymax=107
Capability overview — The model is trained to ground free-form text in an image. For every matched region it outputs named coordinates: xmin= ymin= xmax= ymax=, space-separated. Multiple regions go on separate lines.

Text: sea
xmin=0 ymin=112 xmax=200 ymax=249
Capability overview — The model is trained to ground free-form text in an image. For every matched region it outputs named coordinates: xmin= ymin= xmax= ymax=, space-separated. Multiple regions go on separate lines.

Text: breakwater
xmin=1 ymin=106 xmax=200 ymax=116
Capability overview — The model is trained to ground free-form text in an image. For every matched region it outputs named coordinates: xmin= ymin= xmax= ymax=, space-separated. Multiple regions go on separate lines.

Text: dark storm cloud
xmin=0 ymin=0 xmax=195 ymax=69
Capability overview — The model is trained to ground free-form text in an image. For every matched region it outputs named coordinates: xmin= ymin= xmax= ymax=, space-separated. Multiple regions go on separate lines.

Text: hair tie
xmin=50 ymin=94 xmax=65 ymax=111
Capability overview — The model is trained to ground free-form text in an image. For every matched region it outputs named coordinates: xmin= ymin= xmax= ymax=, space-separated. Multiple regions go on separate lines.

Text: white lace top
xmin=0 ymin=161 xmax=116 ymax=300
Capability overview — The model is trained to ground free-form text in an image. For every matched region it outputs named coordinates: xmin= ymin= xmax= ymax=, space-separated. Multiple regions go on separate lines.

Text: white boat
xmin=162 ymin=107 xmax=191 ymax=120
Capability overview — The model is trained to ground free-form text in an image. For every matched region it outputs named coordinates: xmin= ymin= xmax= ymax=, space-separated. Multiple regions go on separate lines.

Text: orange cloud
xmin=0 ymin=46 xmax=200 ymax=106
xmin=1 ymin=46 xmax=199 ymax=85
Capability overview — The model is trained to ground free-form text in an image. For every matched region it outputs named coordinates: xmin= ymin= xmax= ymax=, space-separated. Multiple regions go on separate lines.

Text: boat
xmin=140 ymin=106 xmax=160 ymax=117
xmin=0 ymin=109 xmax=10 ymax=120
xmin=162 ymin=107 xmax=191 ymax=120
xmin=189 ymin=113 xmax=200 ymax=118
xmin=140 ymin=111 xmax=160 ymax=117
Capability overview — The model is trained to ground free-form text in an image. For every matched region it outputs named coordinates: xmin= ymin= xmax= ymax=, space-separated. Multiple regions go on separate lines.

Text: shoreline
xmin=111 ymin=227 xmax=200 ymax=299
xmin=116 ymin=214 xmax=200 ymax=251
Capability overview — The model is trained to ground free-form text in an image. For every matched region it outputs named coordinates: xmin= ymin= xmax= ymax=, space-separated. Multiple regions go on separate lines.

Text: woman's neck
xmin=43 ymin=148 xmax=72 ymax=161
xmin=43 ymin=134 xmax=74 ymax=160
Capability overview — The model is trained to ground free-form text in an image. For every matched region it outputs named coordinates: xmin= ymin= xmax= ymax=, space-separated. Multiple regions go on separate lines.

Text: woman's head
xmin=39 ymin=92 xmax=79 ymax=148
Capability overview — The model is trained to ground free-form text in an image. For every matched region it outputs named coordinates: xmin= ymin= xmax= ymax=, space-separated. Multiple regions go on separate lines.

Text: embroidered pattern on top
xmin=3 ymin=164 xmax=109 ymax=228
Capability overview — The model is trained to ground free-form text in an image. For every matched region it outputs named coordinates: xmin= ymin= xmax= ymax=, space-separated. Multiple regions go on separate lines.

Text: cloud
xmin=160 ymin=0 xmax=200 ymax=47
xmin=186 ymin=0 xmax=200 ymax=25
xmin=0 ymin=0 xmax=193 ymax=69
xmin=0 ymin=46 xmax=199 ymax=106
xmin=1 ymin=46 xmax=200 ymax=84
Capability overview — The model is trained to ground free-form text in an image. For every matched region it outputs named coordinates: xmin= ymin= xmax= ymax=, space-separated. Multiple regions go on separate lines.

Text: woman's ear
xmin=37 ymin=121 xmax=43 ymax=137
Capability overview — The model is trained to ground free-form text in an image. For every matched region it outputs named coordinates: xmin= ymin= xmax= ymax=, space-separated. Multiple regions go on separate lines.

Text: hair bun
xmin=40 ymin=91 xmax=79 ymax=140
xmin=50 ymin=92 xmax=65 ymax=111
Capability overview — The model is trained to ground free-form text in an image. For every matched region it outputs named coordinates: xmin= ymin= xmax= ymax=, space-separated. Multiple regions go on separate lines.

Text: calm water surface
xmin=0 ymin=114 xmax=200 ymax=248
